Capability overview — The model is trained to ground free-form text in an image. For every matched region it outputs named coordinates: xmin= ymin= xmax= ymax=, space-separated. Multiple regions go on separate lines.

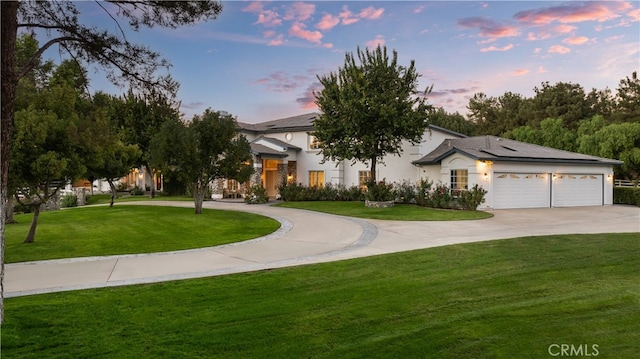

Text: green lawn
xmin=275 ymin=201 xmax=493 ymax=220
xmin=4 ymin=205 xmax=280 ymax=263
xmin=85 ymin=193 xmax=194 ymax=205
xmin=3 ymin=233 xmax=638 ymax=358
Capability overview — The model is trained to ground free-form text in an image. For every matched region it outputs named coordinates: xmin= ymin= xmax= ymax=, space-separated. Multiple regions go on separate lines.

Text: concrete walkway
xmin=5 ymin=202 xmax=639 ymax=298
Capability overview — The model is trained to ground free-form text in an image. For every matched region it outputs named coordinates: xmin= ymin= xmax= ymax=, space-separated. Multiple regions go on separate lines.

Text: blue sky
xmin=74 ymin=1 xmax=639 ymax=123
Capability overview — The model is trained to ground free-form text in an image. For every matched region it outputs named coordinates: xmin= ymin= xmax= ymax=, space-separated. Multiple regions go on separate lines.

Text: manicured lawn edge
xmin=274 ymin=201 xmax=493 ymax=221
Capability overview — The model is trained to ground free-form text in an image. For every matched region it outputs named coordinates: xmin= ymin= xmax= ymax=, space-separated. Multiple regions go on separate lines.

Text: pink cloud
xmin=514 ymin=2 xmax=632 ymax=25
xmin=605 ymin=35 xmax=625 ymax=43
xmin=255 ymin=72 xmax=310 ymax=93
xmin=284 ymin=2 xmax=316 ymax=22
xmin=414 ymin=5 xmax=425 ymax=14
xmin=548 ymin=45 xmax=571 ymax=54
xmin=512 ymin=69 xmax=530 ymax=76
xmin=316 ymin=14 xmax=340 ymax=30
xmin=366 ymin=35 xmax=386 ymax=49
xmin=340 ymin=6 xmax=359 ymax=25
xmin=289 ymin=22 xmax=323 ymax=43
xmin=627 ymin=8 xmax=640 ymax=21
xmin=268 ymin=34 xmax=285 ymax=46
xmin=296 ymin=82 xmax=323 ymax=110
xmin=480 ymin=44 xmax=514 ymax=52
xmin=241 ymin=1 xmax=263 ymax=13
xmin=458 ymin=17 xmax=520 ymax=39
xmin=526 ymin=24 xmax=577 ymax=41
xmin=359 ymin=6 xmax=385 ymax=20
xmin=537 ymin=66 xmax=547 ymax=73
xmin=323 ymin=43 xmax=334 ymax=49
xmin=562 ymin=36 xmax=589 ymax=45
xmin=255 ymin=10 xmax=282 ymax=27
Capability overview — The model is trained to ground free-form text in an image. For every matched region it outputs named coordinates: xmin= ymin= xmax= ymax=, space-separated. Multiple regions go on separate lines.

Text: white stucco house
xmin=214 ymin=112 xmax=621 ymax=210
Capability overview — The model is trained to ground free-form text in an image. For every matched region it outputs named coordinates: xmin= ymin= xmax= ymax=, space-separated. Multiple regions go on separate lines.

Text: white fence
xmin=614 ymin=179 xmax=638 ymax=187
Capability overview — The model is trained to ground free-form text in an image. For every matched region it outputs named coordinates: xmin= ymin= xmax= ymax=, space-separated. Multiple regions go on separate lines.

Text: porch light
xmin=483 ymin=173 xmax=488 ymax=178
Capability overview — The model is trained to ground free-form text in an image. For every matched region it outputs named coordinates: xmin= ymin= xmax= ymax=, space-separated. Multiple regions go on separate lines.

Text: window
xmin=227 ymin=179 xmax=239 ymax=192
xmin=309 ymin=135 xmax=321 ymax=150
xmin=450 ymin=169 xmax=468 ymax=190
xmin=358 ymin=170 xmax=371 ymax=189
xmin=309 ymin=170 xmax=325 ymax=188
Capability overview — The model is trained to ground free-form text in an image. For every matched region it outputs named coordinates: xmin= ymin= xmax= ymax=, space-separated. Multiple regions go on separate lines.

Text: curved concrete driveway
xmin=5 ymin=202 xmax=639 ymax=297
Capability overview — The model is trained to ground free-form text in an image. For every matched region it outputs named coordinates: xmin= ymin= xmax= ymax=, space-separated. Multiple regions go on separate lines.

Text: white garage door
xmin=552 ymin=174 xmax=603 ymax=207
xmin=493 ymin=173 xmax=550 ymax=209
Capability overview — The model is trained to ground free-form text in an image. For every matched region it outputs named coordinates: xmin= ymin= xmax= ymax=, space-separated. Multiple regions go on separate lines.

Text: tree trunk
xmin=23 ymin=204 xmax=41 ymax=244
xmin=1 ymin=0 xmax=19 ymax=325
xmin=146 ymin=164 xmax=156 ymax=198
xmin=194 ymin=185 xmax=205 ymax=214
xmin=370 ymin=156 xmax=377 ymax=183
xmin=107 ymin=179 xmax=118 ymax=207
xmin=5 ymin=196 xmax=15 ymax=224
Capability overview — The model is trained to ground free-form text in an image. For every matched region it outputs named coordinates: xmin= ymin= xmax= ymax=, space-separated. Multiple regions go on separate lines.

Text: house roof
xmin=427 ymin=124 xmax=467 ymax=138
xmin=413 ymin=135 xmax=623 ymax=166
xmin=249 ymin=143 xmax=288 ymax=158
xmin=252 ymin=136 xmax=301 ymax=151
xmin=239 ymin=113 xmax=318 ymax=134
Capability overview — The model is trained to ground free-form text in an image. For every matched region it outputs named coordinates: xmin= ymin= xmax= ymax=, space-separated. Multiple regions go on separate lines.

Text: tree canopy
xmin=150 ymin=109 xmax=253 ymax=214
xmin=314 ymin=45 xmax=432 ymax=183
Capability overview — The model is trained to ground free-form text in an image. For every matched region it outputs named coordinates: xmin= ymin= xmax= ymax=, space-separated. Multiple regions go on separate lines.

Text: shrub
xmin=130 ymin=185 xmax=144 ymax=196
xmin=61 ymin=194 xmax=78 ymax=208
xmin=613 ymin=187 xmax=640 ymax=206
xmin=337 ymin=185 xmax=364 ymax=201
xmin=392 ymin=181 xmax=417 ymax=204
xmin=245 ymin=185 xmax=269 ymax=204
xmin=415 ymin=179 xmax=433 ymax=207
xmin=457 ymin=184 xmax=487 ymax=210
xmin=429 ymin=183 xmax=454 ymax=209
xmin=364 ymin=180 xmax=394 ymax=202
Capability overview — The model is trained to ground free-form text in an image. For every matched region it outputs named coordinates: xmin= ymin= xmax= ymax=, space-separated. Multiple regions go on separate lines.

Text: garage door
xmin=552 ymin=174 xmax=603 ymax=207
xmin=493 ymin=173 xmax=550 ymax=209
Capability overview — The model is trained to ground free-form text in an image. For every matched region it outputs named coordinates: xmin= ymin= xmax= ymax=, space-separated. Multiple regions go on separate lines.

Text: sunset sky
xmin=73 ymin=1 xmax=640 ymax=123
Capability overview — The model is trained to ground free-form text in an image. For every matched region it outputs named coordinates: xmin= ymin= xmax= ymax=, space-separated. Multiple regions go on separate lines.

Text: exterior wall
xmin=239 ymin=127 xmax=464 ymax=189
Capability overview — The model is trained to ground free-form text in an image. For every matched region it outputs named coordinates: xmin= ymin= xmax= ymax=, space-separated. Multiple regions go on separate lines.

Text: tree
xmin=113 ymin=90 xmax=180 ymax=198
xmin=151 ymin=110 xmax=253 ymax=214
xmin=614 ymin=71 xmax=640 ymax=122
xmin=1 ymin=0 xmax=223 ymax=323
xmin=313 ymin=45 xmax=432 ymax=183
xmin=530 ymin=81 xmax=592 ymax=129
xmin=81 ymin=93 xmax=142 ymax=206
xmin=578 ymin=122 xmax=640 ymax=181
xmin=427 ymin=108 xmax=476 ymax=136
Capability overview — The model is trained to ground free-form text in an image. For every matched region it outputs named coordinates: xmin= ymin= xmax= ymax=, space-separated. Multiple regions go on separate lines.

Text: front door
xmin=265 ymin=170 xmax=278 ymax=198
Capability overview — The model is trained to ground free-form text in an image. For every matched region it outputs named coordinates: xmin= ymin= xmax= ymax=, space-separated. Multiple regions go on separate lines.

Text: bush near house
xmin=278 ymin=179 xmax=487 ymax=210
xmin=61 ymin=194 xmax=78 ymax=208
xmin=613 ymin=187 xmax=640 ymax=206
xmin=245 ymin=184 xmax=269 ymax=204
xmin=278 ymin=182 xmax=364 ymax=202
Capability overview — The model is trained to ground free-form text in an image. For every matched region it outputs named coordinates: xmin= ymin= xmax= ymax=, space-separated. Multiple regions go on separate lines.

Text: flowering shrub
xmin=244 ymin=184 xmax=268 ymax=204
xmin=364 ymin=179 xmax=394 ymax=202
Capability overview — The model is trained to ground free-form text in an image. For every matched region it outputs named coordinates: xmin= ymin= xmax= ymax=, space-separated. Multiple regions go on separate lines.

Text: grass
xmin=3 ymin=233 xmax=639 ymax=358
xmin=4 ymin=205 xmax=280 ymax=263
xmin=275 ymin=201 xmax=493 ymax=220
xmin=85 ymin=193 xmax=194 ymax=205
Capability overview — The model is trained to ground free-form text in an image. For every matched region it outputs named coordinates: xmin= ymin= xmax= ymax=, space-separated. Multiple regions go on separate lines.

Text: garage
xmin=552 ymin=174 xmax=603 ymax=207
xmin=413 ymin=135 xmax=621 ymax=209
xmin=493 ymin=173 xmax=550 ymax=209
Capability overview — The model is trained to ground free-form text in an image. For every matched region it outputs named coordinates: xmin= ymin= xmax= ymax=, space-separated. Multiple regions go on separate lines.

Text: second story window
xmin=309 ymin=135 xmax=321 ymax=150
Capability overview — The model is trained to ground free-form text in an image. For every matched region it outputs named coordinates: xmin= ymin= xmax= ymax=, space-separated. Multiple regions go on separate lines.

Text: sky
xmin=71 ymin=1 xmax=640 ymax=124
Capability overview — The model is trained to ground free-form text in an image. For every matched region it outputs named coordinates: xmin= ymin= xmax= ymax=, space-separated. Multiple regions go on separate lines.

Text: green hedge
xmin=613 ymin=187 xmax=640 ymax=206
